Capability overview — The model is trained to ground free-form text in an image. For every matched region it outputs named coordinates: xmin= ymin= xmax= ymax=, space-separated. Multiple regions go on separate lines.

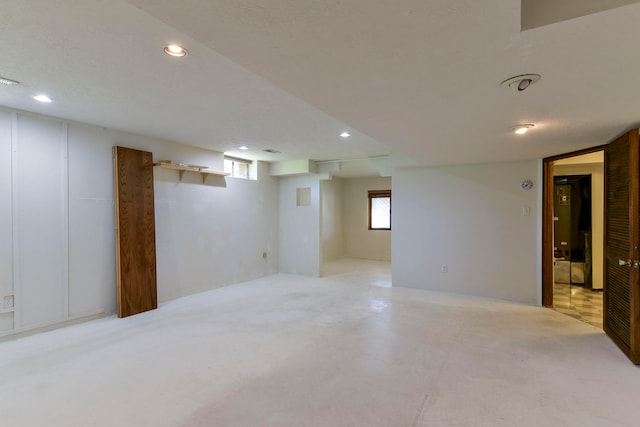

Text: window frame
xmin=224 ymin=155 xmax=253 ymax=179
xmin=368 ymin=189 xmax=392 ymax=230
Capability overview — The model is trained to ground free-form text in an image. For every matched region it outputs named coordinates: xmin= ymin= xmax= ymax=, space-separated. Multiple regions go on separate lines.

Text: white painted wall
xmin=554 ymin=161 xmax=604 ymax=290
xmin=279 ymin=175 xmax=321 ymax=276
xmin=154 ymin=159 xmax=279 ymax=301
xmin=321 ymin=178 xmax=344 ymax=262
xmin=67 ymin=124 xmax=118 ymax=318
xmin=393 ymin=161 xmax=540 ymax=304
xmin=0 ymin=108 xmax=279 ymax=337
xmin=0 ymin=112 xmax=14 ymax=332
xmin=14 ymin=115 xmax=68 ymax=330
xmin=343 ymin=177 xmax=392 ymax=262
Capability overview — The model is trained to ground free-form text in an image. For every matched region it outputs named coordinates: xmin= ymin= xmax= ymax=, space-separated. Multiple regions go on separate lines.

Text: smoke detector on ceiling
xmin=501 ymin=74 xmax=541 ymax=92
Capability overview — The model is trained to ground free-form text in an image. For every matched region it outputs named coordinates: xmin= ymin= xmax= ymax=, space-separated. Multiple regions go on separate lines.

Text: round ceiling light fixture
xmin=340 ymin=131 xmax=351 ymax=138
xmin=512 ymin=124 xmax=535 ymax=134
xmin=500 ymin=74 xmax=541 ymax=92
xmin=164 ymin=44 xmax=188 ymax=57
xmin=33 ymin=94 xmax=53 ymax=103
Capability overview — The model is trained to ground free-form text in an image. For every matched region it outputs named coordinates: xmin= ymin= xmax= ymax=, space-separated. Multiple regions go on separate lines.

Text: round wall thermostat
xmin=521 ymin=179 xmax=534 ymax=190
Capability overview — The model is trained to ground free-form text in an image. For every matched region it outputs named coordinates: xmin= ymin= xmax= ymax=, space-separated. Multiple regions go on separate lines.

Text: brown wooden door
xmin=604 ymin=129 xmax=640 ymax=364
xmin=113 ymin=146 xmax=157 ymax=318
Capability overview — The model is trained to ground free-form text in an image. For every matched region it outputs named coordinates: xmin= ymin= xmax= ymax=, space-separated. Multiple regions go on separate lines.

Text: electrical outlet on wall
xmin=3 ymin=295 xmax=14 ymax=310
xmin=441 ymin=265 xmax=448 ymax=273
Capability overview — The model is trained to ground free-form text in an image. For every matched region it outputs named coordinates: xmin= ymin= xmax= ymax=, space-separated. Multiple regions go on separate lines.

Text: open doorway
xmin=320 ymin=176 xmax=392 ymax=279
xmin=550 ymin=152 xmax=604 ymax=328
xmin=542 ymin=147 xmax=606 ymax=325
xmin=544 ymin=129 xmax=640 ymax=364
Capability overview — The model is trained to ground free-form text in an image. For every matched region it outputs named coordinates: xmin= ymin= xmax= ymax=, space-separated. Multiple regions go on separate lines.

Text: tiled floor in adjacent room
xmin=0 ymin=259 xmax=637 ymax=427
xmin=553 ymin=282 xmax=603 ymax=329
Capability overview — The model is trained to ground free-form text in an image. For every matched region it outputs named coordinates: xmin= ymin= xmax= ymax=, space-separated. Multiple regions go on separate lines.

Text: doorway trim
xmin=542 ymin=145 xmax=607 ymax=307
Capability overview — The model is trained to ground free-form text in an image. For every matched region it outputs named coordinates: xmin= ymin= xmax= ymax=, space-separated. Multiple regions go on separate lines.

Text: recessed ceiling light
xmin=33 ymin=94 xmax=53 ymax=103
xmin=512 ymin=124 xmax=534 ymax=134
xmin=164 ymin=44 xmax=188 ymax=57
xmin=340 ymin=131 xmax=351 ymax=138
xmin=238 ymin=146 xmax=249 ymax=150
xmin=0 ymin=76 xmax=19 ymax=85
xmin=501 ymin=74 xmax=541 ymax=92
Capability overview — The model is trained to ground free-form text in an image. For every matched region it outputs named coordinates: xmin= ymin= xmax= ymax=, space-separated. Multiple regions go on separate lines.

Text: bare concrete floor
xmin=0 ymin=259 xmax=638 ymax=426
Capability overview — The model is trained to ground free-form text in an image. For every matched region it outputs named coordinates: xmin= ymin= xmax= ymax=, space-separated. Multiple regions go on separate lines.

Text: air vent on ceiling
xmin=0 ymin=76 xmax=19 ymax=85
xmin=263 ymin=149 xmax=281 ymax=154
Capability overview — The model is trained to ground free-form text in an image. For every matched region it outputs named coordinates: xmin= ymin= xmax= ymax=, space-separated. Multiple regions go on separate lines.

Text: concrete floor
xmin=0 ymin=259 xmax=638 ymax=427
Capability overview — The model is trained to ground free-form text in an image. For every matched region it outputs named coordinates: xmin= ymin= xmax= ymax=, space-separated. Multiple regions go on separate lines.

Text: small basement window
xmin=224 ymin=155 xmax=252 ymax=179
xmin=368 ymin=190 xmax=391 ymax=230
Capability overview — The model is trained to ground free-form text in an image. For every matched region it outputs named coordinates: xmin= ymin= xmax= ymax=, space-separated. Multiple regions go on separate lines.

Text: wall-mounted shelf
xmin=153 ymin=161 xmax=229 ymax=184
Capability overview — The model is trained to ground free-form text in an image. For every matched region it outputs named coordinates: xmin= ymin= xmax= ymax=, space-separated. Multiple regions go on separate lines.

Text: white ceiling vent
xmin=0 ymin=76 xmax=19 ymax=85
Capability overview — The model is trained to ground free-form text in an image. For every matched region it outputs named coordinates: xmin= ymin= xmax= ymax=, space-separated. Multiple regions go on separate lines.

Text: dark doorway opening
xmin=553 ymin=174 xmax=592 ymax=288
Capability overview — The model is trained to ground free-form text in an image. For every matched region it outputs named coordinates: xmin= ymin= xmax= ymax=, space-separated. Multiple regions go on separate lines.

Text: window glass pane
xmin=224 ymin=159 xmax=233 ymax=175
xmin=224 ymin=158 xmax=250 ymax=179
xmin=233 ymin=162 xmax=249 ymax=179
xmin=371 ymin=197 xmax=391 ymax=228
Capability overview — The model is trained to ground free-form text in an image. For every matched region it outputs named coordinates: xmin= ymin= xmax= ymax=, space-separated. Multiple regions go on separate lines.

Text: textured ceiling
xmin=2 ymin=1 xmax=640 ymax=169
xmin=522 ymin=0 xmax=640 ymax=30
